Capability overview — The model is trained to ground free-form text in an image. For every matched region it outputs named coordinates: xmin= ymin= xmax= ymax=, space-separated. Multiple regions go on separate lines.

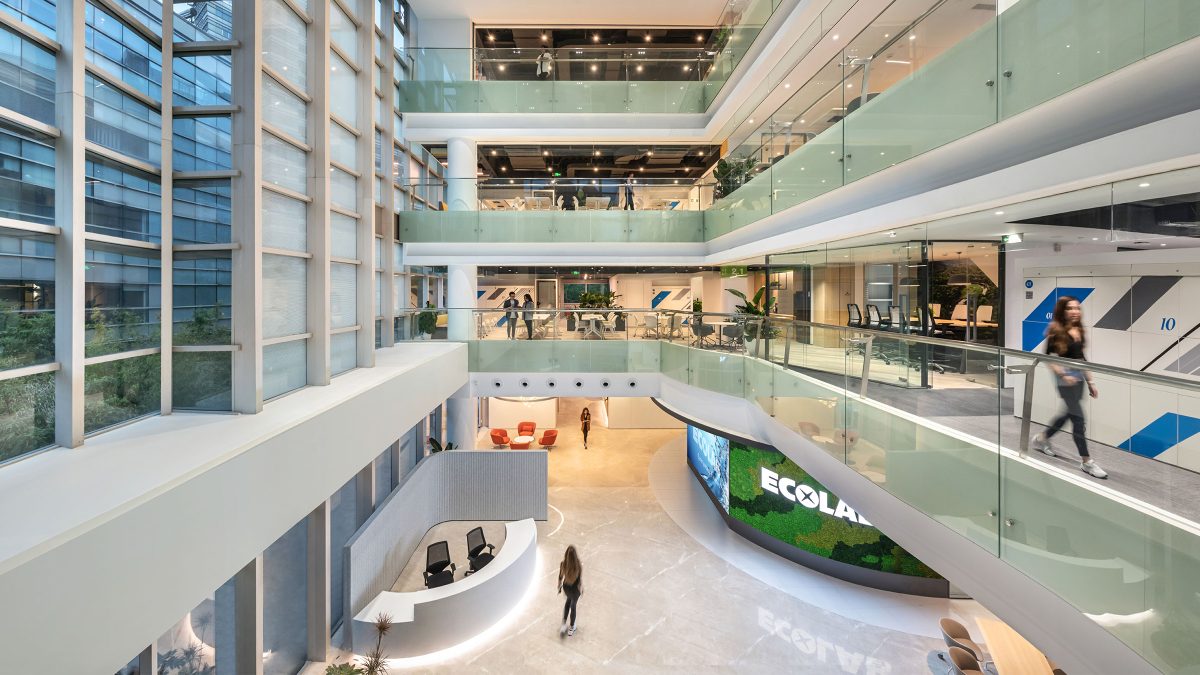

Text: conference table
xmin=975 ymin=617 xmax=1054 ymax=674
xmin=579 ymin=313 xmax=609 ymax=339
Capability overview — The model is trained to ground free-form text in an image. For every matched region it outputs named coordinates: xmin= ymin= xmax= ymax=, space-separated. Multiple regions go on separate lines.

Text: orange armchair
xmin=538 ymin=430 xmax=558 ymax=450
xmin=509 ymin=440 xmax=532 ymax=450
xmin=517 ymin=421 xmax=536 ymax=436
xmin=489 ymin=428 xmax=510 ymax=448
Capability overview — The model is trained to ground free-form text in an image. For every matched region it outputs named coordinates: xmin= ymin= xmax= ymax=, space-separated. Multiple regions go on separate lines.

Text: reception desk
xmin=350 ymin=519 xmax=539 ymax=657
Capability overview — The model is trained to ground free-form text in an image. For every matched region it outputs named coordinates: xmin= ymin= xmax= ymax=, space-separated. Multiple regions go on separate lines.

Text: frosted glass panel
xmin=392 ymin=275 xmax=403 ymax=312
xmin=330 ymin=167 xmax=357 ymax=211
xmin=375 ymin=271 xmax=382 ymax=316
xmin=330 ymin=122 xmax=357 ymax=169
xmin=330 ymin=262 xmax=357 ymax=329
xmin=263 ymin=0 xmax=308 ymax=92
xmin=263 ymin=254 xmax=307 ymax=338
xmin=262 ymin=189 xmax=307 ymax=251
xmin=331 ymin=331 xmax=356 ymax=375
xmin=329 ymin=52 xmax=358 ymax=125
xmin=393 ymin=242 xmax=402 ymax=268
xmin=262 ymin=73 xmax=307 ymax=141
xmin=263 ymin=339 xmax=307 ymax=399
xmin=330 ymin=3 xmax=358 ymax=64
xmin=263 ymin=133 xmax=308 ymax=194
xmin=374 ymin=237 xmax=382 ymax=268
xmin=331 ymin=212 xmax=358 ymax=259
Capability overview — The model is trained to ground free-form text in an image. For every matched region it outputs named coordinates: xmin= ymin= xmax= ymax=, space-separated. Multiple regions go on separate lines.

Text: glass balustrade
xmin=392 ymin=0 xmax=1200 ymax=245
xmin=397 ymin=178 xmax=712 ymax=244
xmin=394 ymin=306 xmax=1200 ymax=671
xmin=397 ymin=0 xmax=783 ymax=114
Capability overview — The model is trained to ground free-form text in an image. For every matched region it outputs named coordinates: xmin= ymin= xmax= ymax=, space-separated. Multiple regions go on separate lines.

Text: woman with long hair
xmin=580 ymin=406 xmax=591 ymax=449
xmin=558 ymin=545 xmax=583 ymax=637
xmin=1032 ymin=296 xmax=1108 ymax=478
xmin=522 ymin=293 xmax=536 ymax=340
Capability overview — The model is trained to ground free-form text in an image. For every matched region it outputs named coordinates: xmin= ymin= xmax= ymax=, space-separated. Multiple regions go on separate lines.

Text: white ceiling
xmin=407 ymin=0 xmax=730 ymax=25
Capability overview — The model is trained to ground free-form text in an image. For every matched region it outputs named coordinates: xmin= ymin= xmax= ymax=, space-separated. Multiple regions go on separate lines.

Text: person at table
xmin=522 ymin=293 xmax=536 ymax=340
xmin=623 ymin=173 xmax=636 ymax=210
xmin=580 ymin=406 xmax=591 ymax=449
xmin=502 ymin=291 xmax=520 ymax=339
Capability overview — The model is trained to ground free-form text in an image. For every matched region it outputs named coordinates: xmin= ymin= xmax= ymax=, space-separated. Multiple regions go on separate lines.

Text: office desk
xmin=975 ymin=617 xmax=1053 ymax=675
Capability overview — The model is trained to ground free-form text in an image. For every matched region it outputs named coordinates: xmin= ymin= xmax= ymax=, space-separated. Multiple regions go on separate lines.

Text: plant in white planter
xmin=727 ymin=285 xmax=779 ymax=356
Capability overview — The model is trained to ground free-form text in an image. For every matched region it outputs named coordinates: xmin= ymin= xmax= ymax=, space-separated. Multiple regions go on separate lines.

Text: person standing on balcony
xmin=536 ymin=48 xmax=553 ymax=80
xmin=523 ymin=293 xmax=536 ymax=339
xmin=1032 ymin=296 xmax=1108 ymax=479
xmin=580 ymin=406 xmax=591 ymax=449
xmin=623 ymin=173 xmax=636 ymax=210
xmin=503 ymin=291 xmax=520 ymax=339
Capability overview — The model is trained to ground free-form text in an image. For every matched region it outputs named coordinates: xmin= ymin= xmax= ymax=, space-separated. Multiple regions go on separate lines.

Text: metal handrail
xmin=398 ymin=307 xmax=1200 ymax=396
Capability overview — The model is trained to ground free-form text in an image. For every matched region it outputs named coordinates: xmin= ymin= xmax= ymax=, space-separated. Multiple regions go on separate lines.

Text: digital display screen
xmin=687 ymin=425 xmax=940 ymax=579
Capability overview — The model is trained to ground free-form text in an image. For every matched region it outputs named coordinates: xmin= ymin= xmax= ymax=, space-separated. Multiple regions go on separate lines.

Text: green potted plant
xmin=727 ymin=285 xmax=779 ymax=354
xmin=417 ymin=302 xmax=438 ymax=339
xmin=428 ymin=437 xmax=456 ymax=453
xmin=713 ymin=155 xmax=758 ymax=200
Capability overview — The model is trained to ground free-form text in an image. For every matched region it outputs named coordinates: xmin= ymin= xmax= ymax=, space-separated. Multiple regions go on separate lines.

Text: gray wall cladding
xmin=343 ymin=450 xmax=548 ymax=635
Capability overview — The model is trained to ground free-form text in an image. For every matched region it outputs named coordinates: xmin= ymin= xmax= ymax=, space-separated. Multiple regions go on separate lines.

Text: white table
xmin=579 ymin=313 xmax=608 ymax=339
xmin=512 ymin=435 xmax=535 ymax=445
xmin=585 ymin=196 xmax=611 ymax=210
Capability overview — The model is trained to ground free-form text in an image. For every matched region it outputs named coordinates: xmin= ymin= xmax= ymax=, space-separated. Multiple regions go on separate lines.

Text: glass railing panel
xmin=471 ymin=340 xmax=551 ymax=372
xmin=660 ymin=341 xmax=690 ymax=382
xmin=743 ymin=353 xmax=776 ymax=415
xmin=773 ymin=325 xmax=850 ymax=463
xmin=769 ymin=120 xmax=846 ymax=214
xmin=627 ymin=80 xmax=706 ymax=114
xmin=999 ymin=0 xmax=1146 ymax=120
xmin=632 ymin=211 xmax=705 ymax=243
xmin=705 ymin=165 xmax=774 ymax=240
xmin=397 ymin=211 xmax=479 ymax=242
xmin=627 ymin=340 xmax=662 ymax=373
xmin=473 ymin=212 xmax=552 ymax=243
xmin=1146 ymin=0 xmax=1200 ymax=52
xmin=578 ymin=211 xmax=630 ymax=243
xmin=850 ymin=341 xmax=1002 ymax=555
xmin=844 ymin=20 xmax=999 ymax=184
xmin=689 ymin=347 xmax=745 ymax=397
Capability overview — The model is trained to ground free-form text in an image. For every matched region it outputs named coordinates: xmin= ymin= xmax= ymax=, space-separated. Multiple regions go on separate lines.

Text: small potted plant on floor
xmin=727 ymin=285 xmax=778 ymax=355
xmin=417 ymin=302 xmax=438 ymax=339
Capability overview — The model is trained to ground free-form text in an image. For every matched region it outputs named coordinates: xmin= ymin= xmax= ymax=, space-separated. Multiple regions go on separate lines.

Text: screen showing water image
xmin=687 ymin=425 xmax=729 ymax=511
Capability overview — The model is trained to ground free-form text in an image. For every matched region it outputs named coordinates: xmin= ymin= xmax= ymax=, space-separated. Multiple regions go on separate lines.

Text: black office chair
xmin=422 ymin=540 xmax=456 ymax=588
xmin=465 ymin=526 xmax=495 ymax=576
xmin=847 ymin=303 xmax=863 ymax=328
xmin=888 ymin=305 xmax=903 ymax=332
xmin=866 ymin=304 xmax=888 ymax=330
xmin=721 ymin=323 xmax=743 ymax=351
xmin=690 ymin=318 xmax=716 ymax=348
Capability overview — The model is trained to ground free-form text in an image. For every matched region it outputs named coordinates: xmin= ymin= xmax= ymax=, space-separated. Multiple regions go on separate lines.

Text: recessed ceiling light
xmin=593 ymin=167 xmax=598 ymax=172
xmin=593 ymin=34 xmax=600 ymax=42
xmin=543 ymin=150 xmax=549 ymax=156
xmin=831 ymin=34 xmax=839 ymax=41
xmin=1161 ymin=243 xmax=1168 ymax=247
xmin=697 ymin=34 xmax=704 ymax=42
xmin=639 ymin=167 xmax=644 ymax=171
xmin=500 ymin=166 xmax=507 ymax=172
xmin=590 ymin=63 xmax=598 ymax=72
xmin=636 ymin=64 xmax=643 ymax=72
xmin=748 ymin=118 xmax=754 ymax=124
xmin=799 ymin=119 xmax=805 ymax=124
xmin=647 ymin=151 xmax=654 ymax=156
xmin=683 ymin=64 xmax=691 ymax=72
xmin=994 ymin=210 xmax=1005 ymax=215
xmin=909 ymin=34 xmax=916 ymax=40
xmin=645 ymin=35 xmax=652 ymax=42
xmin=784 ymin=83 xmax=791 ymax=88
xmin=1139 ymin=182 xmax=1150 ymax=187
xmin=490 ymin=150 xmax=497 ymax=155
xmin=487 ymin=34 xmax=495 ymax=41
xmin=594 ymin=150 xmax=601 ymax=156
xmin=497 ymin=64 xmax=506 ymax=71
xmin=541 ymin=34 xmax=548 ymax=41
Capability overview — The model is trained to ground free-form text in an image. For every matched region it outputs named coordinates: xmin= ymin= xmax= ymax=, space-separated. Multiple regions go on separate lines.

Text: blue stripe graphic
xmin=650 ymin=291 xmax=670 ymax=309
xmin=1117 ymin=413 xmax=1200 ymax=458
xmin=1021 ymin=287 xmax=1095 ymax=351
xmin=477 ymin=290 xmax=485 ymax=298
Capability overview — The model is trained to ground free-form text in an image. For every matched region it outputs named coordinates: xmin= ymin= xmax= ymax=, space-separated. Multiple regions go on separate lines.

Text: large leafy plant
xmin=713 ymin=155 xmax=759 ymax=199
xmin=727 ymin=285 xmax=780 ymax=340
xmin=417 ymin=302 xmax=438 ymax=336
xmin=576 ymin=291 xmax=621 ymax=309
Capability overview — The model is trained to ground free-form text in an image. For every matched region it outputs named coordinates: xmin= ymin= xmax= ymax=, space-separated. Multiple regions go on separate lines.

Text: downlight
xmin=628 ymin=379 xmax=638 ymax=389
xmin=574 ymin=380 xmax=584 ymax=388
xmin=492 ymin=379 xmax=503 ymax=389
xmin=601 ymin=379 xmax=611 ymax=388
xmin=546 ymin=379 xmax=557 ymax=388
xmin=519 ymin=378 xmax=530 ymax=388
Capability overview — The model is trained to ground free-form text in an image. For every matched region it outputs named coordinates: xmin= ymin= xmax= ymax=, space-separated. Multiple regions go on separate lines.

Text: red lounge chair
xmin=489 ymin=429 xmax=510 ymax=448
xmin=509 ymin=440 xmax=532 ymax=450
xmin=517 ymin=421 xmax=536 ymax=436
xmin=538 ymin=430 xmax=558 ymax=450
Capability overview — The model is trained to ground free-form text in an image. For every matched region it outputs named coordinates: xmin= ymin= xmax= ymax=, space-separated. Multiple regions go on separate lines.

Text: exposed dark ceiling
xmin=1014 ymin=192 xmax=1200 ymax=238
xmin=476 ymin=27 xmax=714 ymax=50
xmin=481 ymin=265 xmax=720 ymax=276
xmin=427 ymin=144 xmax=722 ymax=179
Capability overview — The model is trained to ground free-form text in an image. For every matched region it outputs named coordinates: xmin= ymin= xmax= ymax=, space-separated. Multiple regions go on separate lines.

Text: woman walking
xmin=1032 ymin=296 xmax=1108 ymax=479
xmin=523 ymin=293 xmax=536 ymax=340
xmin=580 ymin=406 xmax=591 ymax=449
xmin=558 ymin=545 xmax=583 ymax=637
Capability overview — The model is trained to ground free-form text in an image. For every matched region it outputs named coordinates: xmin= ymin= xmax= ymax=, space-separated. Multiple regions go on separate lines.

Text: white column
xmin=446 ymin=384 xmax=476 ymax=450
xmin=233 ymin=557 xmax=264 ymax=675
xmin=446 ymin=263 xmax=476 ymax=342
xmin=445 ymin=137 xmax=477 ymax=211
xmin=54 ymin=0 xmax=86 ymax=447
xmin=159 ymin=6 xmax=174 ymax=414
xmin=306 ymin=501 xmax=330 ymax=662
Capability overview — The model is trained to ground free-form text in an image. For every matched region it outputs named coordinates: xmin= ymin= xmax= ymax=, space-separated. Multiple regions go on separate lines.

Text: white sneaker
xmin=1081 ymin=460 xmax=1108 ymax=479
xmin=1031 ymin=434 xmax=1055 ymax=457
xmin=568 ymin=625 xmax=577 ymax=637
xmin=559 ymin=621 xmax=567 ymax=637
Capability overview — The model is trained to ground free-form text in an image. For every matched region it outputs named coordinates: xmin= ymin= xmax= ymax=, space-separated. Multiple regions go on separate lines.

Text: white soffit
xmin=407 ymin=0 xmax=730 ymax=24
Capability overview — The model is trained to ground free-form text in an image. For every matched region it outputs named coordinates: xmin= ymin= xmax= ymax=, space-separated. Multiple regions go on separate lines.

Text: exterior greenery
xmin=727 ymin=442 xmax=941 ymax=579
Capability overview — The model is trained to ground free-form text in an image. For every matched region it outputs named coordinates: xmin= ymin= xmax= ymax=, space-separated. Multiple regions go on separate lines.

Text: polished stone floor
xmin=311 ymin=397 xmax=997 ymax=673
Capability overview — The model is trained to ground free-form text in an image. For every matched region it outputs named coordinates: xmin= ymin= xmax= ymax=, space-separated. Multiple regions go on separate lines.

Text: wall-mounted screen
xmin=687 ymin=426 xmax=729 ymax=510
xmin=686 ymin=425 xmax=940 ymax=580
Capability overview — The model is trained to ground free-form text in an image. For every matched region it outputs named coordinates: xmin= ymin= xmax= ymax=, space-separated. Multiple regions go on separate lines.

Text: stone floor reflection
xmin=312 ymin=397 xmax=991 ymax=673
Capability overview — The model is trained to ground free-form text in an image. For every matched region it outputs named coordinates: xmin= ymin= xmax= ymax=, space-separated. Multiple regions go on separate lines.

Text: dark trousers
xmin=562 ymin=589 xmax=580 ymax=626
xmin=582 ymin=426 xmax=589 ymax=446
xmin=624 ymin=189 xmax=635 ymax=210
xmin=525 ymin=319 xmax=535 ymax=339
xmin=506 ymin=317 xmax=517 ymax=339
xmin=1045 ymin=380 xmax=1090 ymax=458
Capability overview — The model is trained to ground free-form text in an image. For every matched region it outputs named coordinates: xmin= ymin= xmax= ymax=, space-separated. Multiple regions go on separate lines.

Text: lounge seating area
xmin=489 ymin=421 xmax=557 ymax=450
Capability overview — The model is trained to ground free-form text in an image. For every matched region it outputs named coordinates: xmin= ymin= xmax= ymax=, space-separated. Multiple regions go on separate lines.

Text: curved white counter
xmin=350 ymin=518 xmax=539 ymax=657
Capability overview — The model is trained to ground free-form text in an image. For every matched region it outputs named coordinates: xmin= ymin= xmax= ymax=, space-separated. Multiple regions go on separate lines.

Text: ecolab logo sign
xmin=761 ymin=467 xmax=872 ymax=526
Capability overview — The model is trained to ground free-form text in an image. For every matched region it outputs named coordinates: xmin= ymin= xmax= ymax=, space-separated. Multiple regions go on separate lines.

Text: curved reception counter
xmin=350 ymin=519 xmax=539 ymax=657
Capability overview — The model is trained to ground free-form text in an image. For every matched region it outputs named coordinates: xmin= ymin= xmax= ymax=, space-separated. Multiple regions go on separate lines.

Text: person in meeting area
xmin=580 ymin=406 xmax=591 ymax=449
xmin=623 ymin=173 xmax=636 ymax=210
xmin=1032 ymin=296 xmax=1108 ymax=479
xmin=523 ymin=293 xmax=536 ymax=340
xmin=535 ymin=48 xmax=553 ymax=80
xmin=502 ymin=291 xmax=520 ymax=339
xmin=558 ymin=544 xmax=583 ymax=637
